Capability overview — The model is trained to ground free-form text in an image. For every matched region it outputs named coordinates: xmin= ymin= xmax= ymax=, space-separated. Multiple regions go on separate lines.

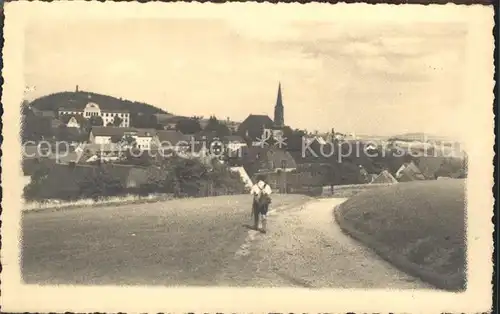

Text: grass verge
xmin=334 ymin=179 xmax=466 ymax=291
xmin=23 ymin=193 xmax=176 ymax=213
xmin=23 ymin=193 xmax=313 ymax=214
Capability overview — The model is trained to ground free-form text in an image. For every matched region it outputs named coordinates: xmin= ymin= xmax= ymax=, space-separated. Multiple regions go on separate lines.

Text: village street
xmin=22 ymin=197 xmax=431 ymax=289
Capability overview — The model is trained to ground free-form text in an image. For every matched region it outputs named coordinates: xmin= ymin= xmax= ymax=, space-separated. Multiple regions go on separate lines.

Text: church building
xmin=237 ymin=83 xmax=286 ymax=140
xmin=273 ymin=82 xmax=284 ymax=128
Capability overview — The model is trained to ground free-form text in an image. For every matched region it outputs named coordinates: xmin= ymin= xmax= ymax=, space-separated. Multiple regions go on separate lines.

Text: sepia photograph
xmin=1 ymin=2 xmax=494 ymax=313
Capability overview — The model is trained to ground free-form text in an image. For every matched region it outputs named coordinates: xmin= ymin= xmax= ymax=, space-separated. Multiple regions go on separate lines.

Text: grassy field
xmin=23 ymin=193 xmax=176 ymax=212
xmin=22 ymin=194 xmax=312 ymax=285
xmin=335 ymin=179 xmax=466 ymax=291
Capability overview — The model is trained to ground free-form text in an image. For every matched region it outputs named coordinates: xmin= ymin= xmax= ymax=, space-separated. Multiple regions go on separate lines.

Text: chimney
xmin=76 ymin=85 xmax=79 ymax=92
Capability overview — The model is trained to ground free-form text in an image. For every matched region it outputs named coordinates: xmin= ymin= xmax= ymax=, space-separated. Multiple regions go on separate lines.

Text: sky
xmin=24 ymin=13 xmax=468 ymax=138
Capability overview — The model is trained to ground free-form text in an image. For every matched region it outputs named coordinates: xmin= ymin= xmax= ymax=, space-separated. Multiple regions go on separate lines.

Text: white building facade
xmin=89 ymin=127 xmax=155 ymax=150
xmin=59 ymin=102 xmax=130 ymax=127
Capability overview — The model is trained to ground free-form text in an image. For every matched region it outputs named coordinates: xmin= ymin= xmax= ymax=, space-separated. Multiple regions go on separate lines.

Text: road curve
xmin=217 ymin=198 xmax=433 ymax=289
xmin=22 ymin=196 xmax=433 ymax=289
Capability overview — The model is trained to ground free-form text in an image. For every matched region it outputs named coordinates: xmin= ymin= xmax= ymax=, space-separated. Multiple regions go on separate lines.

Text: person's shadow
xmin=242 ymin=223 xmax=256 ymax=230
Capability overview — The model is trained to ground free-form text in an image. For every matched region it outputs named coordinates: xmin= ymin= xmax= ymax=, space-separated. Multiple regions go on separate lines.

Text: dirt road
xmin=22 ymin=196 xmax=432 ymax=289
xmin=217 ymin=198 xmax=432 ymax=289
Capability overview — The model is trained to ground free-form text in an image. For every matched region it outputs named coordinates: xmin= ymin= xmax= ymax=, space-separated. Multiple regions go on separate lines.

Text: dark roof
xmin=223 ymin=135 xmax=245 ymax=143
xmin=237 ymin=114 xmax=275 ymax=137
xmin=266 ymin=148 xmax=297 ymax=168
xmin=90 ymin=127 xmax=156 ymax=137
xmin=91 ymin=126 xmax=135 ymax=137
xmin=371 ymin=170 xmax=398 ymax=184
xmin=243 ymin=146 xmax=297 ymax=172
xmin=194 ymin=130 xmax=219 ymax=140
xmin=243 ymin=114 xmax=274 ymax=125
xmin=155 ymin=130 xmax=192 ymax=145
xmin=133 ymin=128 xmax=157 ymax=137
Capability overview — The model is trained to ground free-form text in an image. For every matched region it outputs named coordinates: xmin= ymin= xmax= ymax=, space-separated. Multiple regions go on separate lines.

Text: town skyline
xmin=24 ymin=12 xmax=468 ymax=140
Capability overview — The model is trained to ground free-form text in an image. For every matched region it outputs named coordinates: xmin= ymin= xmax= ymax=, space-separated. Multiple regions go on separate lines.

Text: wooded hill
xmin=29 ymin=90 xmax=169 ymax=116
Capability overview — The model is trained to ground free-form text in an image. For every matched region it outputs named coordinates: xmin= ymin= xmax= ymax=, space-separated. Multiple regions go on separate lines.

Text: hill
xmin=335 ymin=179 xmax=466 ymax=291
xmin=388 ymin=132 xmax=457 ymax=143
xmin=29 ymin=90 xmax=169 ymax=116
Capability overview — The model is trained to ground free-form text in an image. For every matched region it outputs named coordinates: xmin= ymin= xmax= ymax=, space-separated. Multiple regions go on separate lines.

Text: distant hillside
xmin=29 ymin=91 xmax=169 ymax=116
xmin=388 ymin=132 xmax=456 ymax=143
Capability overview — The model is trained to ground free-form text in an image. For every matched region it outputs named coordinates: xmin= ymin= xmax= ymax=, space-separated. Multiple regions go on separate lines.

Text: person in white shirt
xmin=250 ymin=175 xmax=272 ymax=233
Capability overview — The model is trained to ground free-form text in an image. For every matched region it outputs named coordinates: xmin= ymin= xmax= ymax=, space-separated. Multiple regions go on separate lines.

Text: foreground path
xmin=23 ymin=196 xmax=432 ymax=288
xmin=21 ymin=195 xmax=310 ymax=285
xmin=217 ymin=198 xmax=433 ymax=289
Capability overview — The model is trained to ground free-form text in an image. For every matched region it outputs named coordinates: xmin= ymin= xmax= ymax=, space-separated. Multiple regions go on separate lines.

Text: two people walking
xmin=250 ymin=175 xmax=272 ymax=233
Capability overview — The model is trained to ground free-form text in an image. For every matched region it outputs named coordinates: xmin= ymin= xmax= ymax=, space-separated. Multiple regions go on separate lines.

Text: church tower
xmin=274 ymin=82 xmax=284 ymax=128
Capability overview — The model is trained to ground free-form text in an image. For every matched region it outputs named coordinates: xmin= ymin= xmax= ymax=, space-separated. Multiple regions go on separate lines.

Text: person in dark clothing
xmin=250 ymin=174 xmax=272 ymax=233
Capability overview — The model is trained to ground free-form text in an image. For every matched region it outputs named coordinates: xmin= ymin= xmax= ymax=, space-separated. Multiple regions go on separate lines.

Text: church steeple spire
xmin=274 ymin=82 xmax=284 ymax=128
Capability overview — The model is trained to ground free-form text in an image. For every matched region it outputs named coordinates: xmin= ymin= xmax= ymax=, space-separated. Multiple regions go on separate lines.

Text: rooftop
xmin=91 ymin=126 xmax=156 ymax=137
xmin=155 ymin=130 xmax=192 ymax=145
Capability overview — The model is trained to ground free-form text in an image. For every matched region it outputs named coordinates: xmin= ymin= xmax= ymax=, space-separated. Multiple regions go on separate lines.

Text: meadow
xmin=335 ymin=179 xmax=466 ymax=291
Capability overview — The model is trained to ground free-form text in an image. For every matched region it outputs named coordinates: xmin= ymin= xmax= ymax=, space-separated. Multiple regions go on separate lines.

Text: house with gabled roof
xmin=89 ymin=126 xmax=156 ymax=150
xmin=152 ymin=130 xmax=193 ymax=155
xmin=395 ymin=161 xmax=426 ymax=182
xmin=370 ymin=170 xmax=399 ymax=184
xmin=237 ymin=114 xmax=275 ymax=140
xmin=59 ymin=113 xmax=86 ymax=128
xmin=237 ymin=83 xmax=287 ymax=142
xmin=241 ymin=146 xmax=297 ymax=177
xmin=222 ymin=135 xmax=247 ymax=153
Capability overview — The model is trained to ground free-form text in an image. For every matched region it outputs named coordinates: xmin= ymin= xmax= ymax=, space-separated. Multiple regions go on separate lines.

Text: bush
xmin=140 ymin=156 xmax=247 ymax=197
xmin=24 ymin=154 xmax=247 ymax=202
xmin=23 ymin=159 xmax=57 ymax=201
xmin=78 ymin=165 xmax=125 ymax=201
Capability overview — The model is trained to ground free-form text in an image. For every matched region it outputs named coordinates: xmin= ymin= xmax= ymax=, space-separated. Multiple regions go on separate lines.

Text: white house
xmin=89 ymin=126 xmax=156 ymax=150
xmin=133 ymin=129 xmax=156 ymax=150
xmin=59 ymin=102 xmax=130 ymax=127
xmin=66 ymin=116 xmax=80 ymax=128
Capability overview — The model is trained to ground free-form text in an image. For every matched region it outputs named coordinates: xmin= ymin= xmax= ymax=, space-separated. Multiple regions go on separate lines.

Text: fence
xmin=321 ymin=182 xmax=397 ymax=198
